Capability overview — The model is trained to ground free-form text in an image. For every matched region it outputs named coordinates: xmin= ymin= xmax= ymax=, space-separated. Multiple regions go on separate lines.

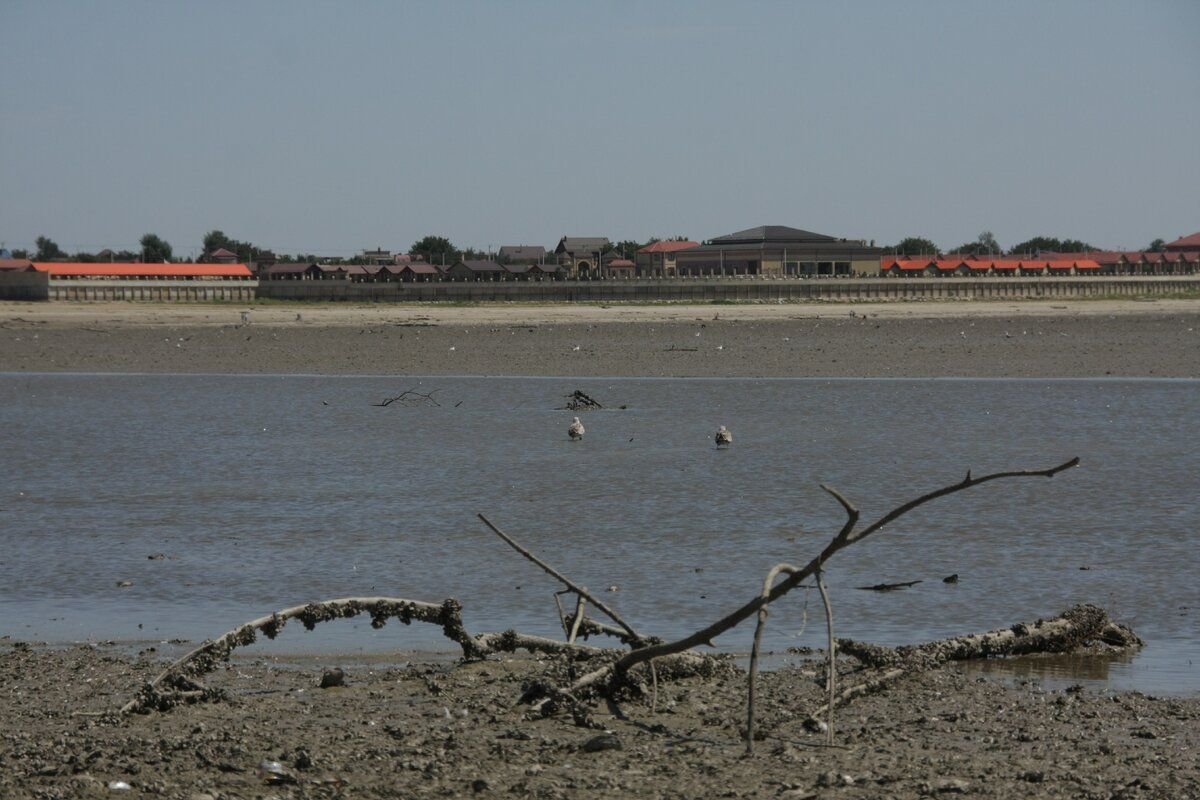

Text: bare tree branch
xmin=477 ymin=514 xmax=644 ymax=644
xmin=571 ymin=458 xmax=1078 ymax=694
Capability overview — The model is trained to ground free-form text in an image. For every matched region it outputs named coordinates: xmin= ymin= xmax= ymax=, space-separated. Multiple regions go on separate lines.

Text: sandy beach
xmin=1 ymin=298 xmax=1198 ymax=377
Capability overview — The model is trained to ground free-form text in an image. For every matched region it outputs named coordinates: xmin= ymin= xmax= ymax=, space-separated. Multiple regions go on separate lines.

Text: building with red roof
xmin=635 ymin=240 xmax=698 ymax=276
xmin=1164 ymin=232 xmax=1200 ymax=253
xmin=32 ymin=262 xmax=253 ymax=279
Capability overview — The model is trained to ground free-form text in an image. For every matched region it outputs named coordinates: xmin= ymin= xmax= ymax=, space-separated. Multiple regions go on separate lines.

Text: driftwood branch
xmin=803 ymin=603 xmax=1141 ymax=729
xmin=857 ymin=580 xmax=923 ymax=592
xmin=557 ymin=457 xmax=1080 ymax=704
xmin=561 ymin=390 xmax=603 ymax=410
xmin=477 ymin=514 xmax=645 ymax=644
xmin=373 ymin=387 xmax=441 ymax=407
xmin=122 ymin=596 xmax=481 ymax=714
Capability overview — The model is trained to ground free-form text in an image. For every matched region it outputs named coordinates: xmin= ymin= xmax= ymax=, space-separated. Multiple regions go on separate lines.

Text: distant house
xmin=360 ymin=248 xmax=394 ymax=265
xmin=933 ymin=259 xmax=971 ymax=277
xmin=445 ymin=259 xmax=507 ymax=281
xmin=604 ymin=258 xmax=636 ymax=278
xmin=0 ymin=258 xmax=35 ymax=273
xmin=524 ymin=262 xmax=562 ymax=280
xmin=1045 ymin=259 xmax=1101 ymax=275
xmin=677 ymin=225 xmax=882 ymax=277
xmin=635 ymin=240 xmax=698 ymax=276
xmin=498 ymin=245 xmax=547 ymax=265
xmin=880 ymin=258 xmax=935 ymax=277
xmin=207 ymin=248 xmax=239 ymax=264
xmin=264 ymin=262 xmax=365 ymax=280
xmin=395 ymin=262 xmax=441 ymax=282
xmin=1164 ymin=232 xmax=1200 ymax=253
xmin=31 ymin=262 xmax=253 ymax=280
xmin=555 ymin=236 xmax=611 ymax=278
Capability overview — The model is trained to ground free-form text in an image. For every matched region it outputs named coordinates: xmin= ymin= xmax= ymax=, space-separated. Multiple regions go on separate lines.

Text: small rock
xmin=803 ymin=718 xmax=828 ymax=734
xmin=107 ymin=781 xmax=133 ymax=791
xmin=816 ymin=771 xmax=854 ymax=788
xmin=319 ymin=668 xmax=346 ymax=689
xmin=581 ymin=734 xmax=622 ymax=753
xmin=928 ymin=777 xmax=970 ymax=793
xmin=147 ymin=553 xmax=166 ymax=560
xmin=1021 ymin=770 xmax=1045 ymax=783
xmin=293 ymin=748 xmax=313 ymax=770
xmin=471 ymin=778 xmax=491 ymax=792
xmin=942 ymin=573 xmax=959 ymax=583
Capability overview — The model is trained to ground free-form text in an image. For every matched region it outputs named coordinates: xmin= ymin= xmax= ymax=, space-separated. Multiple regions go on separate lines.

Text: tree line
xmin=8 ymin=232 xmax=692 ymax=265
xmin=889 ymin=231 xmax=1168 ymax=258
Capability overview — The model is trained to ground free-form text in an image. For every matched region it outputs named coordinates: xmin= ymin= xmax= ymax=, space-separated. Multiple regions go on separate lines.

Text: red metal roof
xmin=964 ymin=260 xmax=992 ymax=270
xmin=881 ymin=258 xmax=934 ymax=271
xmin=1165 ymin=232 xmax=1200 ymax=250
xmin=991 ymin=260 xmax=1020 ymax=271
xmin=1018 ymin=261 xmax=1047 ymax=270
xmin=638 ymin=240 xmax=698 ymax=253
xmin=933 ymin=259 xmax=966 ymax=271
xmin=33 ymin=262 xmax=253 ymax=278
xmin=607 ymin=258 xmax=636 ymax=267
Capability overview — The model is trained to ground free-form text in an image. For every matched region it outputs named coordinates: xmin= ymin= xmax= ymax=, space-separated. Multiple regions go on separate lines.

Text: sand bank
xmin=1 ymin=299 xmax=1198 ymax=377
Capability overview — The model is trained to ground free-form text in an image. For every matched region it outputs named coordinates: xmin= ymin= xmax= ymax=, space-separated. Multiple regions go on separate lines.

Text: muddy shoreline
xmin=1 ymin=299 xmax=1198 ymax=377
xmin=2 ymin=644 xmax=1197 ymax=799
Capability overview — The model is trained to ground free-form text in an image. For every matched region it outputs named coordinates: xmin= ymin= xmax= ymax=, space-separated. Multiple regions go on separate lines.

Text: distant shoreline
xmin=2 ymin=298 xmax=1198 ymax=378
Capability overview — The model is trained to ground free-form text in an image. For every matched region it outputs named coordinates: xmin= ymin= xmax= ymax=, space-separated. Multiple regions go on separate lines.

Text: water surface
xmin=1 ymin=374 xmax=1196 ymax=694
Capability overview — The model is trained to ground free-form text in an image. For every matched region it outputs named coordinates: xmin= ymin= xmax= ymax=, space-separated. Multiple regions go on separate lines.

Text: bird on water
xmin=715 ymin=425 xmax=733 ymax=447
xmin=568 ymin=417 xmax=585 ymax=441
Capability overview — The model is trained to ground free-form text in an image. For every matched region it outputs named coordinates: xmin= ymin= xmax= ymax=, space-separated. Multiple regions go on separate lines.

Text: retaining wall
xmin=257 ymin=276 xmax=1200 ymax=303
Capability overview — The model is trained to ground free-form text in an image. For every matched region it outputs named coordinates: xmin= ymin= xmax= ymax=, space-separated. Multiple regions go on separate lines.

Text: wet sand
xmin=1 ymin=299 xmax=1199 ymax=377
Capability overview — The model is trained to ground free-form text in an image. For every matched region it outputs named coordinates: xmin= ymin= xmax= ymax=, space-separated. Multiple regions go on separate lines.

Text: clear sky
xmin=2 ymin=1 xmax=1198 ymax=258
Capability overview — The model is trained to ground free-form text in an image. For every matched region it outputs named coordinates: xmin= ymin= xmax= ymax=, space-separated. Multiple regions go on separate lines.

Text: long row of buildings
xmin=2 ymin=227 xmax=1197 ymax=296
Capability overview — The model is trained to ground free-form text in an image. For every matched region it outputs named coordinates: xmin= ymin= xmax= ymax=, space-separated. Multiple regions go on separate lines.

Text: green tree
xmin=202 ymin=229 xmax=265 ymax=263
xmin=202 ymin=229 xmax=235 ymax=255
xmin=614 ymin=240 xmax=644 ymax=258
xmin=1148 ymin=238 xmax=1166 ymax=252
xmin=10 ymin=248 xmax=29 ymax=259
xmin=1008 ymin=236 xmax=1093 ymax=255
xmin=410 ymin=235 xmax=458 ymax=266
xmin=140 ymin=233 xmax=173 ymax=263
xmin=976 ymin=230 xmax=1000 ymax=255
xmin=35 ymin=236 xmax=65 ymax=261
xmin=893 ymin=236 xmax=939 ymax=256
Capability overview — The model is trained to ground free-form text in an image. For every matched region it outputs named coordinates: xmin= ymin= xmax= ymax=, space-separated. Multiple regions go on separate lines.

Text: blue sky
xmin=2 ymin=1 xmax=1198 ymax=258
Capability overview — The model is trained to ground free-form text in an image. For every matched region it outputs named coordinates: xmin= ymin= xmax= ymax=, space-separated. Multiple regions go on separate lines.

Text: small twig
xmin=568 ymin=594 xmax=587 ymax=644
xmin=649 ymin=659 xmax=659 ymax=713
xmin=816 ymin=567 xmax=835 ymax=745
xmin=477 ymin=514 xmax=644 ymax=644
xmin=553 ymin=591 xmax=570 ymax=638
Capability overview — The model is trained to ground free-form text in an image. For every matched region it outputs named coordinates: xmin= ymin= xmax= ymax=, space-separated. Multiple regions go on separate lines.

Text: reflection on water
xmin=1 ymin=374 xmax=1197 ymax=695
xmin=964 ymin=650 xmax=1140 ymax=690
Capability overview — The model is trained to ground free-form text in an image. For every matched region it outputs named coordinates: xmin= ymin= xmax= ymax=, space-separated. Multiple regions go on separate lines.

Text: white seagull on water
xmin=715 ymin=425 xmax=733 ymax=447
xmin=568 ymin=417 xmax=585 ymax=441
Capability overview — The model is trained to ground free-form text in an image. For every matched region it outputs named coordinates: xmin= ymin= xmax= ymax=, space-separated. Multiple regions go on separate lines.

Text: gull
xmin=568 ymin=417 xmax=585 ymax=441
xmin=715 ymin=425 xmax=733 ymax=447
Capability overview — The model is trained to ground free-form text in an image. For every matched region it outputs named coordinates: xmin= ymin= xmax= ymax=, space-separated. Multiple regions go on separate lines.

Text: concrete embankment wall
xmin=257 ymin=276 xmax=1200 ymax=303
xmin=3 ymin=274 xmax=1196 ymax=303
xmin=0 ymin=274 xmax=258 ymax=302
